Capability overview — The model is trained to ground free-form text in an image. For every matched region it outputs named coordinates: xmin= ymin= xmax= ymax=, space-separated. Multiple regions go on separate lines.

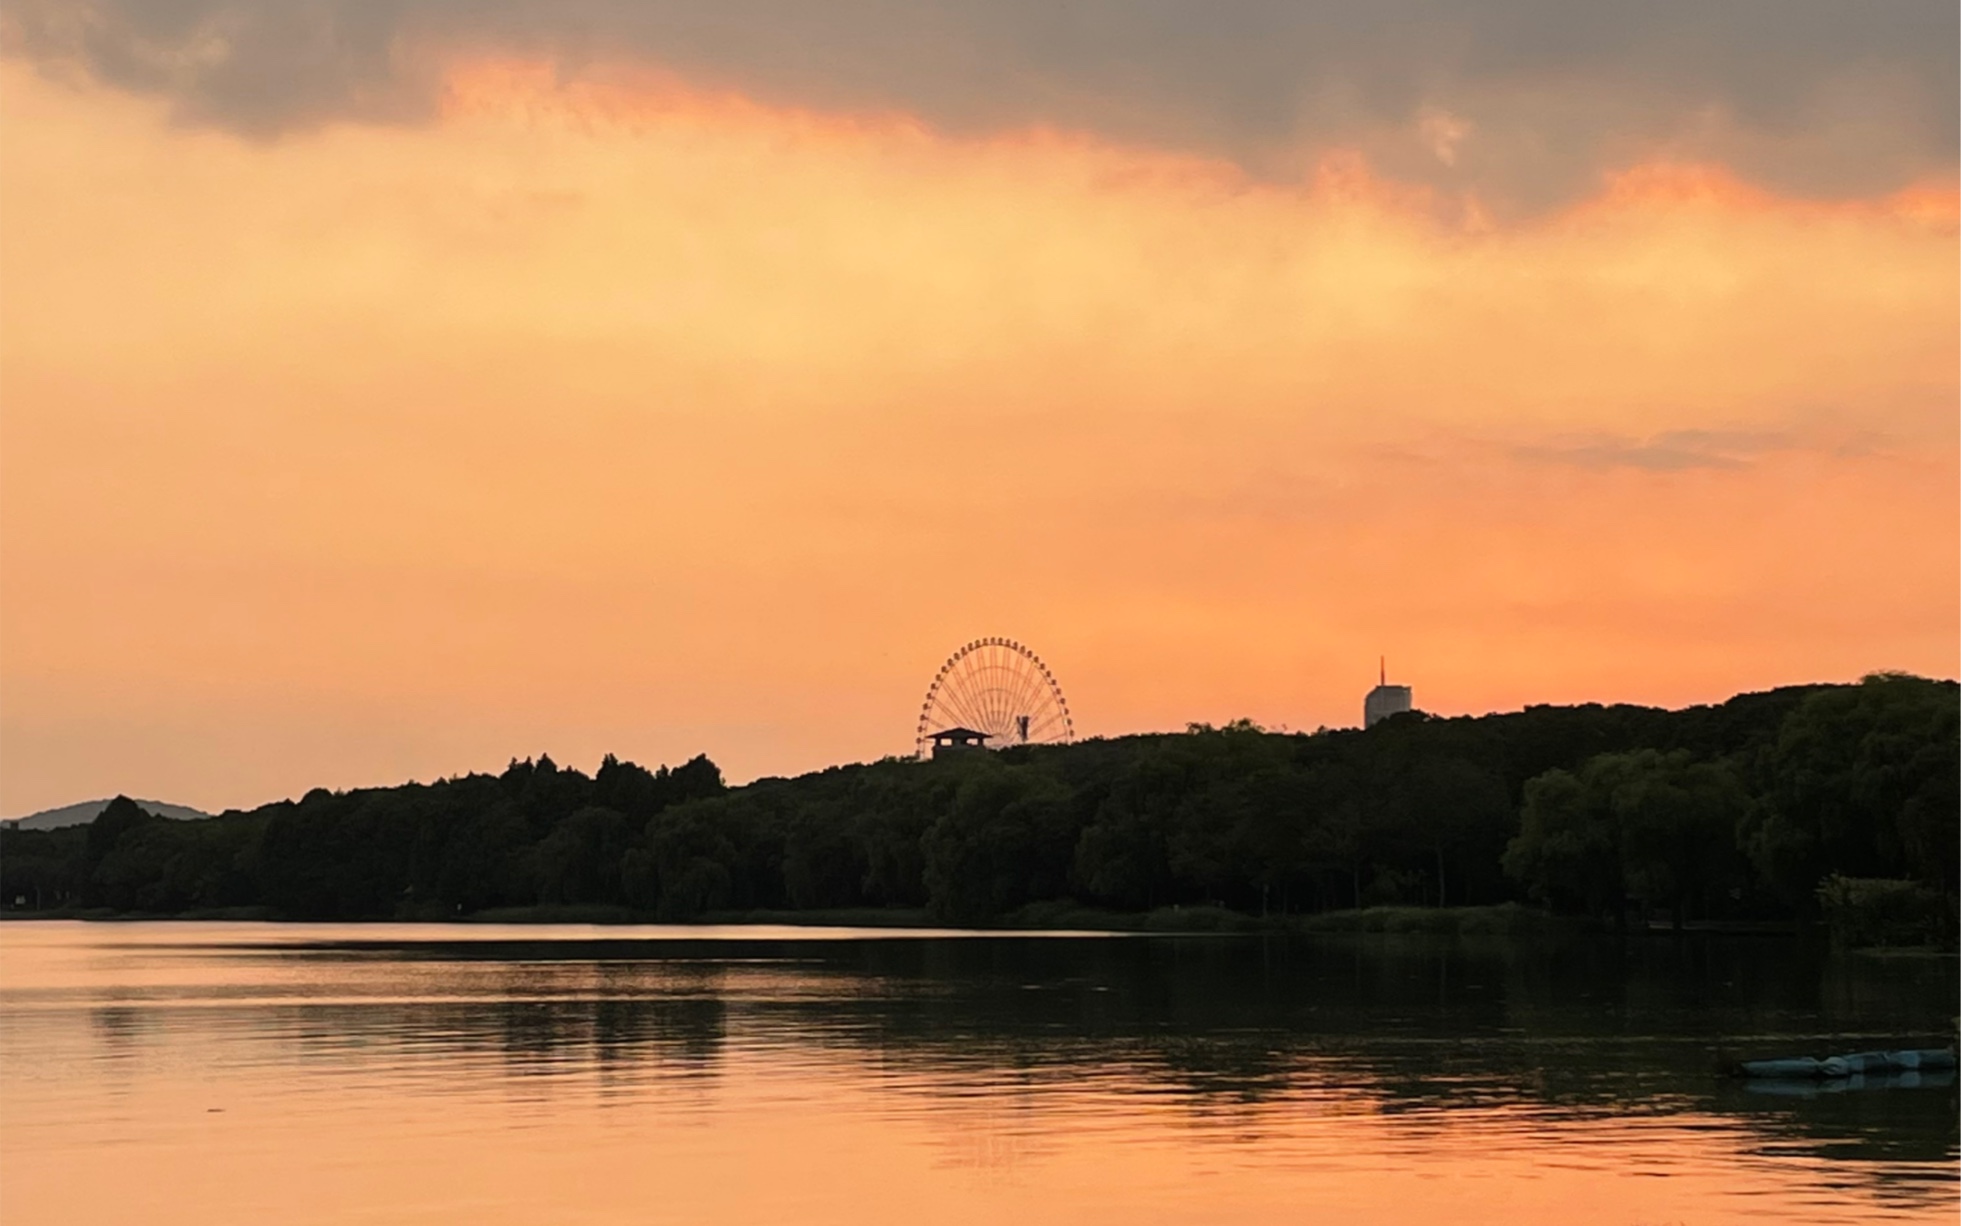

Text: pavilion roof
xmin=927 ymin=727 xmax=990 ymax=742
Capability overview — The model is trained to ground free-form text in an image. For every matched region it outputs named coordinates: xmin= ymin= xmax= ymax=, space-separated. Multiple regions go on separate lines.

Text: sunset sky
xmin=1 ymin=1 xmax=1955 ymax=816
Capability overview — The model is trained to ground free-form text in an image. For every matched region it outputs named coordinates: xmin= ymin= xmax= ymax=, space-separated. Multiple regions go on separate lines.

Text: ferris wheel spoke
xmin=996 ymin=678 xmax=1027 ymax=737
xmin=969 ymin=663 xmax=1001 ymax=731
xmin=974 ymin=648 xmax=998 ymax=732
xmin=996 ymin=651 xmax=1027 ymax=706
xmin=1011 ymin=664 xmax=1046 ymax=730
xmin=1008 ymin=657 xmax=1033 ymax=720
xmin=998 ymin=683 xmax=1023 ymax=737
xmin=992 ymin=659 xmax=1018 ymax=732
xmin=1003 ymin=671 xmax=1029 ymax=732
xmin=980 ymin=653 xmax=1008 ymax=733
xmin=934 ymin=669 xmax=977 ymax=729
xmin=1020 ymin=678 xmax=1052 ymax=738
xmin=999 ymin=675 xmax=1032 ymax=740
xmin=1001 ymin=657 xmax=1038 ymax=738
xmin=1022 ymin=707 xmax=1062 ymax=737
xmin=980 ymin=685 xmax=1008 ymax=738
xmin=961 ymin=670 xmax=999 ymax=734
xmin=944 ymin=670 xmax=988 ymax=732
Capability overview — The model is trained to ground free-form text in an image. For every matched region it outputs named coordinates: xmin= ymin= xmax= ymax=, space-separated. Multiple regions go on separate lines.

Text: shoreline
xmin=0 ymin=902 xmax=1881 ymax=940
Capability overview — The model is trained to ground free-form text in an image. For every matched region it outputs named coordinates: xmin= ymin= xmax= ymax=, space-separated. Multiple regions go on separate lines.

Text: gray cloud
xmin=4 ymin=1 xmax=1954 ymax=210
xmin=1511 ymin=429 xmax=1800 ymax=472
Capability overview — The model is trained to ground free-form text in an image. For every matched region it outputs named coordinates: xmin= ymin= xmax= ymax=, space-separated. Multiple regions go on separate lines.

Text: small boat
xmin=1743 ymin=1070 xmax=1955 ymax=1098
xmin=1736 ymin=1049 xmax=1957 ymax=1079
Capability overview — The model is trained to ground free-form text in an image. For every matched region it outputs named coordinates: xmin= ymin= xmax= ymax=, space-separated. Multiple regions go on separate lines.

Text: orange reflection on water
xmin=1 ymin=923 xmax=1953 ymax=1226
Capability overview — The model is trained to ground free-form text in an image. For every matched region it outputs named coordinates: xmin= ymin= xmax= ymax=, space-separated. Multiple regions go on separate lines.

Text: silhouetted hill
xmin=5 ymin=798 xmax=212 ymax=831
xmin=1 ymin=677 xmax=1951 ymax=936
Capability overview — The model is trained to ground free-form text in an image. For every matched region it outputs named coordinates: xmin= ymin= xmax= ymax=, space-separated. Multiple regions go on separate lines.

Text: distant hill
xmin=0 ymin=676 xmax=1951 ymax=928
xmin=4 ymin=798 xmax=212 ymax=831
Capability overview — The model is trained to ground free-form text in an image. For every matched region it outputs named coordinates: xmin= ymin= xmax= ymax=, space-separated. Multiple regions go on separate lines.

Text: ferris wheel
xmin=915 ymin=637 xmax=1074 ymax=758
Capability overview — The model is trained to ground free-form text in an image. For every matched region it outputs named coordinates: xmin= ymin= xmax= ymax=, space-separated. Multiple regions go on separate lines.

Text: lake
xmin=0 ymin=921 xmax=1954 ymax=1224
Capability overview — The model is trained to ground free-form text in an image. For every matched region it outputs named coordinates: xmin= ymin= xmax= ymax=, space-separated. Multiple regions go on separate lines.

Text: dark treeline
xmin=3 ymin=674 xmax=1953 ymax=931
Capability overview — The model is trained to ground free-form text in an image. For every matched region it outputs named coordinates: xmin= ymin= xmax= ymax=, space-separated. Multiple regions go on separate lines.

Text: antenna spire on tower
xmin=1379 ymin=656 xmax=1385 ymax=686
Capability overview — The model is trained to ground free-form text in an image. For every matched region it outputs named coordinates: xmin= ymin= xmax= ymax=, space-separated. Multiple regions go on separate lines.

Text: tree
xmin=644 ymin=800 xmax=741 ymax=920
xmin=1611 ymin=751 xmax=1748 ymax=927
xmin=1743 ymin=674 xmax=1960 ymax=909
xmin=86 ymin=796 xmax=161 ymax=867
xmin=1504 ymin=767 xmax=1618 ymax=918
xmin=1506 ymin=750 xmax=1749 ymax=926
xmin=1393 ymin=756 xmax=1510 ymax=907
xmin=923 ymin=765 xmax=1075 ymax=922
xmin=533 ymin=806 xmax=630 ymax=904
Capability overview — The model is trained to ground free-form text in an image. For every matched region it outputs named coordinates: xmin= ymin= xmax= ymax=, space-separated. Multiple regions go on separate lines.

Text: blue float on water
xmin=1737 ymin=1049 xmax=1957 ymax=1079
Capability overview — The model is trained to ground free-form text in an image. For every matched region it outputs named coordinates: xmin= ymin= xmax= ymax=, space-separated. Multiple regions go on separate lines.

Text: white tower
xmin=1364 ymin=657 xmax=1413 ymax=728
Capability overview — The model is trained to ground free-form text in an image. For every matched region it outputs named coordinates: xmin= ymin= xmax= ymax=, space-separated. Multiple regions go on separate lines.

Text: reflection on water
xmin=2 ymin=922 xmax=1954 ymax=1225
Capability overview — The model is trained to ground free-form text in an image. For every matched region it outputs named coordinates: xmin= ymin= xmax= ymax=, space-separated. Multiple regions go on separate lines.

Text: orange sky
xmin=1 ymin=53 xmax=1955 ymax=815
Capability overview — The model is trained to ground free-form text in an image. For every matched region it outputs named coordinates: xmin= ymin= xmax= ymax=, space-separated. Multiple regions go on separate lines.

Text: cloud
xmin=3 ymin=0 xmax=1954 ymax=210
xmin=1510 ymin=429 xmax=1798 ymax=472
xmin=1418 ymin=107 xmax=1473 ymax=168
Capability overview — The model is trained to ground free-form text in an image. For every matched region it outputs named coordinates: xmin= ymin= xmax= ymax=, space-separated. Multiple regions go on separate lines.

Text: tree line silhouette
xmin=3 ymin=674 xmax=1952 ymax=929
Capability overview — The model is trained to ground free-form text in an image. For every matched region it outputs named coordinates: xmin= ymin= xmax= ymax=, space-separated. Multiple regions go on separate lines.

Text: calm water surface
xmin=1 ymin=921 xmax=1954 ymax=1225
